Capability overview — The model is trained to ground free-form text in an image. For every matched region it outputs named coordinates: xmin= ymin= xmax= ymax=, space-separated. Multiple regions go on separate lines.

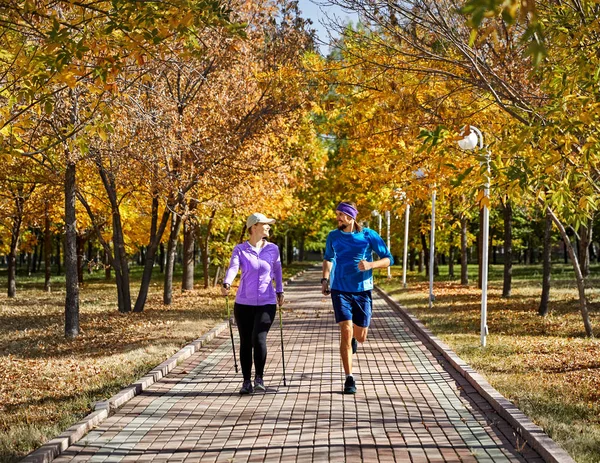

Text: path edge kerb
xmin=374 ymin=286 xmax=575 ymax=463
xmin=21 ymin=268 xmax=308 ymax=463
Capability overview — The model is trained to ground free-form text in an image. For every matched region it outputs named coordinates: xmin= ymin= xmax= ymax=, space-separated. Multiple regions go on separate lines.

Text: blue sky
xmin=296 ymin=0 xmax=359 ymax=54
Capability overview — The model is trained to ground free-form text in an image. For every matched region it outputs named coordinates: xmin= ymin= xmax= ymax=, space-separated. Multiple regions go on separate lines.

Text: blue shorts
xmin=330 ymin=289 xmax=372 ymax=328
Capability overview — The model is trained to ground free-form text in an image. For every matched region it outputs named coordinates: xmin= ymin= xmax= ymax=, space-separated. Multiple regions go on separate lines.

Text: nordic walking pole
xmin=225 ymin=295 xmax=238 ymax=373
xmin=278 ymin=301 xmax=287 ymax=386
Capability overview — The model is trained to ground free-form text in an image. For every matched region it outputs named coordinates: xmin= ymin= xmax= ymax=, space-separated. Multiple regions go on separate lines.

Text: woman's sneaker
xmin=239 ymin=380 xmax=253 ymax=395
xmin=254 ymin=377 xmax=266 ymax=392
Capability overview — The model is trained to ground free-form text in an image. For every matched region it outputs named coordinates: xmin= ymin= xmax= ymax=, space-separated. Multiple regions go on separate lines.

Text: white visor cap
xmin=246 ymin=213 xmax=276 ymax=229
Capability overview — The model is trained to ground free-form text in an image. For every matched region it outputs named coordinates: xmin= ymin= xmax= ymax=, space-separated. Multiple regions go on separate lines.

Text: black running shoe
xmin=344 ymin=376 xmax=357 ymax=394
xmin=351 ymin=337 xmax=358 ymax=354
xmin=240 ymin=379 xmax=253 ymax=395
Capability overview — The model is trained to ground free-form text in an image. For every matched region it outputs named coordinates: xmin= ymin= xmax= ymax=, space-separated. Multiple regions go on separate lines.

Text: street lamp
xmin=458 ymin=125 xmax=489 ymax=347
xmin=385 ymin=211 xmax=391 ymax=278
xmin=414 ymin=169 xmax=435 ymax=307
xmin=394 ymin=189 xmax=410 ymax=288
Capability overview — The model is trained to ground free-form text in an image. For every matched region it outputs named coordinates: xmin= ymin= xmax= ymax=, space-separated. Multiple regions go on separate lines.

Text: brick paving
xmin=54 ymin=268 xmax=544 ymax=462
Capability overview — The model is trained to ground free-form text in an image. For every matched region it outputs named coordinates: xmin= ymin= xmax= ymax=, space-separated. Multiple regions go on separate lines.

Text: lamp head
xmin=457 ymin=127 xmax=481 ymax=150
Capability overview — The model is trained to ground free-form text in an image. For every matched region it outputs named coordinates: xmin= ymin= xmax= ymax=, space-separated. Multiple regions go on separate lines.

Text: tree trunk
xmin=64 ymin=159 xmax=80 ymax=338
xmin=104 ymin=248 xmax=111 ymax=280
xmin=545 ymin=206 xmax=593 ymax=336
xmin=286 ymin=233 xmax=294 ymax=265
xmin=298 ymin=233 xmax=305 ymax=262
xmin=420 ymin=233 xmax=429 ymax=277
xmin=31 ymin=242 xmax=38 ymax=274
xmin=201 ymin=210 xmax=217 ymax=289
xmin=578 ymin=219 xmax=593 ymax=278
xmin=56 ymin=235 xmax=62 ymax=275
xmin=182 ymin=217 xmax=195 ymax=291
xmin=76 ymin=234 xmax=85 ymax=286
xmin=215 ymin=220 xmax=234 ymax=287
xmin=460 ymin=215 xmax=469 ymax=285
xmin=87 ymin=239 xmax=93 ymax=274
xmin=44 ymin=203 xmax=52 ymax=292
xmin=418 ymin=249 xmax=424 ymax=273
xmin=539 ymin=209 xmax=552 ymax=316
xmin=134 ymin=203 xmax=172 ymax=312
xmin=164 ymin=211 xmax=183 ymax=305
xmin=95 ymin=162 xmax=132 ymax=313
xmin=502 ymin=200 xmax=513 ymax=298
xmin=448 ymin=245 xmax=455 ymax=278
xmin=7 ymin=226 xmax=20 ymax=298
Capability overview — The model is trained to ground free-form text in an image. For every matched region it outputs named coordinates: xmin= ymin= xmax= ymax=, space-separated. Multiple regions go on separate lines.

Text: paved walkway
xmin=54 ymin=268 xmax=544 ymax=462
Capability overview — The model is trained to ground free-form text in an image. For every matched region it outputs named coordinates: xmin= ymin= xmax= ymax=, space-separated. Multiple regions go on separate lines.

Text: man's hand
xmin=321 ymin=278 xmax=330 ymax=296
xmin=358 ymin=260 xmax=373 ymax=272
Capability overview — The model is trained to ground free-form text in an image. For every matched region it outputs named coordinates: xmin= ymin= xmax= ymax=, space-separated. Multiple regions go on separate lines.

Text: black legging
xmin=234 ymin=303 xmax=276 ymax=381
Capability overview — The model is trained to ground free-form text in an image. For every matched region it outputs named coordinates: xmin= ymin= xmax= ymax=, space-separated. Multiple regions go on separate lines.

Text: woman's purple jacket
xmin=224 ymin=241 xmax=283 ymax=306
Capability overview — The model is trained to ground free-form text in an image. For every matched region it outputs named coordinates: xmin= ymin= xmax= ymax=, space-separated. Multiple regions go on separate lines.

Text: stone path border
xmin=374 ymin=286 xmax=575 ymax=463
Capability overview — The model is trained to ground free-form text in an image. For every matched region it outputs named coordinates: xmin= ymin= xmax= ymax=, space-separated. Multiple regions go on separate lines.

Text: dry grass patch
xmin=377 ymin=264 xmax=600 ymax=463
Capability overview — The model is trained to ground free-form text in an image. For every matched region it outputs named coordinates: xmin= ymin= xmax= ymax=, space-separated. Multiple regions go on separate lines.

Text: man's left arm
xmin=358 ymin=230 xmax=393 ymax=271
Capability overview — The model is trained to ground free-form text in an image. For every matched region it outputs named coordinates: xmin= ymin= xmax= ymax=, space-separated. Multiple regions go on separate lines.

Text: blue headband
xmin=336 ymin=202 xmax=358 ymax=220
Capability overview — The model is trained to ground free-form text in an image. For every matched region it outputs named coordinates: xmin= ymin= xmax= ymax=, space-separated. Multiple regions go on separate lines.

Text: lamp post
xmin=402 ymin=204 xmax=410 ymax=288
xmin=385 ymin=211 xmax=391 ymax=278
xmin=458 ymin=125 xmax=489 ymax=347
xmin=429 ymin=189 xmax=436 ymax=308
xmin=393 ymin=189 xmax=409 ymax=289
xmin=414 ymin=169 xmax=435 ymax=306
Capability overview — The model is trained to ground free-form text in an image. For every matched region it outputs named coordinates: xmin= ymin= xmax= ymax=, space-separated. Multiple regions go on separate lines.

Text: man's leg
xmin=339 ymin=320 xmax=353 ymax=375
xmin=350 ymin=291 xmax=372 ymax=352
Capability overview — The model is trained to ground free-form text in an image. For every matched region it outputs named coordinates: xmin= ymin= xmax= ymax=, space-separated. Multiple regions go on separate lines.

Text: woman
xmin=222 ymin=212 xmax=285 ymax=394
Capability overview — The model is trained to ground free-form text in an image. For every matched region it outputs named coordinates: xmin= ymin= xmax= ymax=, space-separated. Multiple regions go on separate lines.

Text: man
xmin=322 ymin=201 xmax=393 ymax=394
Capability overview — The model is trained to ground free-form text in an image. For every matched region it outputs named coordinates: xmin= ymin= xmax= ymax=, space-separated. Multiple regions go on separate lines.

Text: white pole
xmin=429 ymin=190 xmax=436 ymax=308
xmin=481 ymin=183 xmax=489 ymax=347
xmin=386 ymin=211 xmax=391 ymax=278
xmin=402 ymin=204 xmax=410 ymax=288
xmin=378 ymin=213 xmax=382 ymax=236
xmin=458 ymin=125 xmax=489 ymax=347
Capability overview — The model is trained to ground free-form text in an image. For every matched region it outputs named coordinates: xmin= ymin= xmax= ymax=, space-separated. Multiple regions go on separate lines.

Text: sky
xmin=296 ymin=0 xmax=360 ymax=55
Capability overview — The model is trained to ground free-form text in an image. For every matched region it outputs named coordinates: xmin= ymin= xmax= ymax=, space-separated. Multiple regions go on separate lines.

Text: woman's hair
xmin=338 ymin=201 xmax=362 ymax=232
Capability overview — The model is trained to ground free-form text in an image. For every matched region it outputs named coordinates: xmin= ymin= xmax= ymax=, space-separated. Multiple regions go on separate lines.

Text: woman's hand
xmin=221 ymin=283 xmax=230 ymax=296
xmin=358 ymin=260 xmax=373 ymax=271
xmin=277 ymin=292 xmax=285 ymax=306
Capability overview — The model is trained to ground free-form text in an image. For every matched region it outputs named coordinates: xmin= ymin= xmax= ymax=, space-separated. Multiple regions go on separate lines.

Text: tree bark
xmin=76 ymin=233 xmax=85 ymax=286
xmin=64 ymin=159 xmax=80 ymax=338
xmin=545 ymin=205 xmax=593 ymax=336
xmin=539 ymin=209 xmax=552 ymax=316
xmin=56 ymin=235 xmax=62 ymax=275
xmin=44 ymin=202 xmax=52 ymax=292
xmin=420 ymin=232 xmax=429 ymax=277
xmin=578 ymin=219 xmax=593 ymax=278
xmin=201 ymin=209 xmax=217 ymax=289
xmin=460 ymin=215 xmax=469 ymax=285
xmin=134 ymin=204 xmax=172 ymax=312
xmin=502 ymin=200 xmax=513 ymax=298
xmin=164 ymin=211 xmax=183 ymax=304
xmin=182 ymin=217 xmax=195 ymax=291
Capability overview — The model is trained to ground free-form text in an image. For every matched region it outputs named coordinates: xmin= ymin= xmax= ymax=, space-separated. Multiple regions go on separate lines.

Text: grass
xmin=375 ymin=263 xmax=600 ymax=463
xmin=0 ymin=261 xmax=314 ymax=463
